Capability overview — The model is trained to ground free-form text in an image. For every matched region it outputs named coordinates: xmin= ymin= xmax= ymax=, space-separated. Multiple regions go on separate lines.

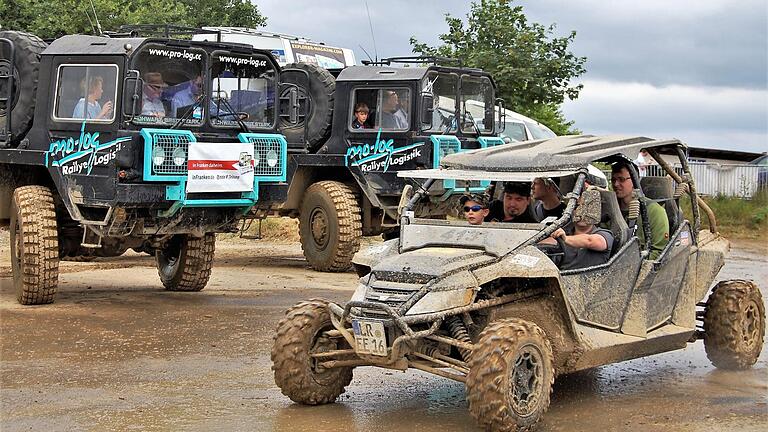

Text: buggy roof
xmin=398 ymin=135 xmax=684 ymax=180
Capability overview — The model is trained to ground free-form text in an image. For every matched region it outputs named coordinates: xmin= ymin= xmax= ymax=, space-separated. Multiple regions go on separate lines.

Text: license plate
xmin=352 ymin=319 xmax=387 ymax=356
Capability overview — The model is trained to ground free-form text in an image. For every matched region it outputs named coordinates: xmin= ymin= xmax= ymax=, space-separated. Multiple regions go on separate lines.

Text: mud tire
xmin=271 ymin=299 xmax=353 ymax=404
xmin=10 ymin=185 xmax=59 ymax=305
xmin=156 ymin=233 xmax=215 ymax=291
xmin=299 ymin=181 xmax=361 ymax=272
xmin=466 ymin=318 xmax=554 ymax=432
xmin=703 ymin=279 xmax=765 ymax=370
xmin=0 ymin=31 xmax=47 ymax=147
xmin=280 ymin=62 xmax=335 ymax=152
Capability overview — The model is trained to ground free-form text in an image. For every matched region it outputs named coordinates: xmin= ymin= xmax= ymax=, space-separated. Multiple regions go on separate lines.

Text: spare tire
xmin=280 ymin=62 xmax=335 ymax=152
xmin=0 ymin=31 xmax=47 ymax=147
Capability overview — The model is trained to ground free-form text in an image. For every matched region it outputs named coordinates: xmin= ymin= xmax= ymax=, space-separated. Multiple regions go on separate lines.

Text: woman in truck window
xmin=72 ymin=76 xmax=113 ymax=120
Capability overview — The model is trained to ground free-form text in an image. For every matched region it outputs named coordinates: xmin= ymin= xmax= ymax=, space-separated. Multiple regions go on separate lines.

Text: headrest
xmin=640 ymin=176 xmax=674 ymax=200
xmin=573 ymin=189 xmax=601 ymax=226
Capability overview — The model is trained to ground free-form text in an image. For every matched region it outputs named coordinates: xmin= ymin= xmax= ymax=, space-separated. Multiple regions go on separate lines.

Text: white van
xmin=438 ymin=98 xmax=557 ymax=142
xmin=193 ymin=27 xmax=356 ymax=69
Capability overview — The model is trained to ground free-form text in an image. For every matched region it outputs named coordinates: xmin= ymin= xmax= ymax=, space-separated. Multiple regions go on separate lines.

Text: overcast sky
xmin=257 ymin=0 xmax=767 ymax=154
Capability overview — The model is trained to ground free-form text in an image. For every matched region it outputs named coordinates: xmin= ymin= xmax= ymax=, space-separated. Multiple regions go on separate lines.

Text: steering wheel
xmin=536 ymin=235 xmax=567 ymax=266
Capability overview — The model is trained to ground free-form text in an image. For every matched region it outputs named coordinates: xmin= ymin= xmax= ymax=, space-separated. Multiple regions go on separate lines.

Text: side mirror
xmin=495 ymin=97 xmax=506 ymax=133
xmin=420 ymin=92 xmax=434 ymax=129
xmin=122 ymin=70 xmax=142 ymax=120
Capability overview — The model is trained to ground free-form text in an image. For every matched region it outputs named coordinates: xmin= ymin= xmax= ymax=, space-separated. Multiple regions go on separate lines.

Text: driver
xmin=485 ymin=182 xmax=536 ymax=223
xmin=540 ymin=189 xmax=614 ymax=270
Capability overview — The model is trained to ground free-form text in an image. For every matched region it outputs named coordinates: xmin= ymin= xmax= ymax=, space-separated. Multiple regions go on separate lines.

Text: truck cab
xmin=0 ymin=29 xmax=288 ymax=303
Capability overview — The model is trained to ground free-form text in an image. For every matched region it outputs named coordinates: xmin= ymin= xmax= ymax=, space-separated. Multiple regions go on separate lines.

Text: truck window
xmin=128 ymin=45 xmax=206 ymax=126
xmin=422 ymin=71 xmax=458 ymax=133
xmin=460 ymin=75 xmax=494 ymax=134
xmin=53 ymin=64 xmax=118 ymax=123
xmin=351 ymin=88 xmax=410 ymax=132
xmin=210 ymin=52 xmax=277 ymax=129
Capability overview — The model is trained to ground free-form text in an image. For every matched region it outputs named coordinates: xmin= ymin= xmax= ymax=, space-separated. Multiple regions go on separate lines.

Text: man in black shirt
xmin=485 ymin=182 xmax=536 ymax=223
xmin=532 ymin=177 xmax=565 ymax=221
xmin=540 ymin=189 xmax=614 ymax=270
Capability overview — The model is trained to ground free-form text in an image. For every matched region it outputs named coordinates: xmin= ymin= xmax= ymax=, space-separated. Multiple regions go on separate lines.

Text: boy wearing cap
xmin=532 ymin=177 xmax=565 ymax=221
xmin=485 ymin=182 xmax=536 ymax=223
xmin=460 ymin=194 xmax=489 ymax=225
xmin=540 ymin=190 xmax=614 ymax=270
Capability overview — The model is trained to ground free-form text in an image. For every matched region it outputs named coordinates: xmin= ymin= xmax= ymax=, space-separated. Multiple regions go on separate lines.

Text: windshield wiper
xmin=461 ymin=102 xmax=483 ymax=136
xmin=214 ymin=97 xmax=251 ymax=133
xmin=172 ymin=92 xmax=206 ymax=130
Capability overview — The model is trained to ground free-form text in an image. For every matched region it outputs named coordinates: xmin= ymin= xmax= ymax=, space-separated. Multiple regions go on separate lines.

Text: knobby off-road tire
xmin=10 ymin=186 xmax=59 ymax=304
xmin=156 ymin=233 xmax=215 ymax=291
xmin=279 ymin=62 xmax=335 ymax=152
xmin=271 ymin=299 xmax=353 ymax=405
xmin=299 ymin=181 xmax=361 ymax=272
xmin=703 ymin=279 xmax=765 ymax=370
xmin=0 ymin=31 xmax=47 ymax=147
xmin=466 ymin=318 xmax=555 ymax=432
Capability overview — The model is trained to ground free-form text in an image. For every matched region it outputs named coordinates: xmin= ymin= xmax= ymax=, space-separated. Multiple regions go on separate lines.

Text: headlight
xmin=152 ymin=145 xmax=165 ymax=166
xmin=266 ymin=148 xmax=278 ymax=167
xmin=172 ymin=147 xmax=186 ymax=166
xmin=253 ymin=149 xmax=260 ymax=166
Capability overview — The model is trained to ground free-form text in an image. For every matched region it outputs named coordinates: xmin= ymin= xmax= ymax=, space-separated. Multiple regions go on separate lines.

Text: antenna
xmin=364 ymin=1 xmax=378 ymax=62
xmin=358 ymin=44 xmax=373 ymax=62
xmin=88 ymin=0 xmax=103 ymax=36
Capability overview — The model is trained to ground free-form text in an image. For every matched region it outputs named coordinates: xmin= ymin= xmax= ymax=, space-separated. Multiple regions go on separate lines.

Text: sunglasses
xmin=463 ymin=205 xmax=484 ymax=212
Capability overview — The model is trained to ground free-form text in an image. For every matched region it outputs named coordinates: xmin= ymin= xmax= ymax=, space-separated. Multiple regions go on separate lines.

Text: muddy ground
xmin=0 ymin=233 xmax=766 ymax=432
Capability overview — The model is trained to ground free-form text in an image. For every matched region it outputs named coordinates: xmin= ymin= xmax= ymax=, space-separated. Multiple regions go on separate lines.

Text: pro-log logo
xmin=47 ymin=122 xmax=131 ymax=175
xmin=345 ymin=129 xmax=424 ymax=173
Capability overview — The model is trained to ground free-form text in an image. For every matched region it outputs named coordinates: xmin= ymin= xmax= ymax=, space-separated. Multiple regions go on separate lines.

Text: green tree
xmin=410 ymin=0 xmax=586 ymax=134
xmin=0 ymin=0 xmax=265 ymax=39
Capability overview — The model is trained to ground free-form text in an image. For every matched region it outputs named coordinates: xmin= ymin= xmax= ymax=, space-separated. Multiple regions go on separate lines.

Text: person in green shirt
xmin=611 ymin=161 xmax=669 ymax=260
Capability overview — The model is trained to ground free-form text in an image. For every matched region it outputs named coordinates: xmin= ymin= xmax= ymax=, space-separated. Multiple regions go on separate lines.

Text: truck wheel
xmin=466 ymin=318 xmax=554 ymax=432
xmin=0 ymin=31 xmax=47 ymax=147
xmin=10 ymin=185 xmax=59 ymax=304
xmin=280 ymin=62 xmax=335 ymax=152
xmin=271 ymin=299 xmax=353 ymax=404
xmin=299 ymin=181 xmax=361 ymax=272
xmin=703 ymin=280 xmax=765 ymax=370
xmin=155 ymin=233 xmax=215 ymax=291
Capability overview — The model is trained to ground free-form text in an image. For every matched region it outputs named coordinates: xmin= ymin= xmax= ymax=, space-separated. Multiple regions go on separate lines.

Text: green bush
xmin=680 ymin=189 xmax=768 ymax=238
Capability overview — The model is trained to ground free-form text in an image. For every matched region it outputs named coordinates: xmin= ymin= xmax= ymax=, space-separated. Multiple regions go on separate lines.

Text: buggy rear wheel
xmin=271 ymin=299 xmax=353 ymax=405
xmin=156 ymin=233 xmax=215 ymax=291
xmin=703 ymin=279 xmax=765 ymax=370
xmin=466 ymin=318 xmax=554 ymax=432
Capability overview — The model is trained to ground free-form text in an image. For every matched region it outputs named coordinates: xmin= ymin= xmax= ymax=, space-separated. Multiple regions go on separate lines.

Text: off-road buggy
xmin=0 ymin=27 xmax=288 ymax=304
xmin=271 ymin=135 xmax=765 ymax=431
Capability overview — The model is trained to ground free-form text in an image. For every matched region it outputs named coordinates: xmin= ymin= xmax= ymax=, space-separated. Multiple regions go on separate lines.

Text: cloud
xmin=518 ymin=0 xmax=768 ymax=89
xmin=563 ymin=80 xmax=768 ymax=152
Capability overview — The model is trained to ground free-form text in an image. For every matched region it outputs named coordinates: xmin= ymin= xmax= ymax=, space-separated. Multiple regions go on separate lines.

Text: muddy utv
xmin=271 ymin=135 xmax=765 ymax=431
xmin=0 ymin=28 xmax=288 ymax=304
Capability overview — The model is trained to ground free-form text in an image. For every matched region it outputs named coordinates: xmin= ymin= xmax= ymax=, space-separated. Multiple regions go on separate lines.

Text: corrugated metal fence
xmin=645 ymin=163 xmax=763 ymax=198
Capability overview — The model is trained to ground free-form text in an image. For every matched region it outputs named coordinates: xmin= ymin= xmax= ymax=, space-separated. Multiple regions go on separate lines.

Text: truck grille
xmin=152 ymin=132 xmax=194 ymax=176
xmin=238 ymin=134 xmax=285 ymax=177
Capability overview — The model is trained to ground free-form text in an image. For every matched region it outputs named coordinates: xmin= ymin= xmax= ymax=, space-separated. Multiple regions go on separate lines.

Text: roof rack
xmin=361 ymin=56 xmax=463 ymax=67
xmin=113 ymin=25 xmax=222 ymax=41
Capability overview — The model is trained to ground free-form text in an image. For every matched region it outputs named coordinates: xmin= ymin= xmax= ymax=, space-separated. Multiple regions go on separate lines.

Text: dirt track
xmin=0 ymin=234 xmax=766 ymax=432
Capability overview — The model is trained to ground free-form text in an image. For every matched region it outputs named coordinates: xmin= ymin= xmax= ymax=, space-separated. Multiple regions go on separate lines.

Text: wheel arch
xmin=484 ymin=276 xmax=583 ymax=375
xmin=0 ymin=163 xmax=55 ymax=222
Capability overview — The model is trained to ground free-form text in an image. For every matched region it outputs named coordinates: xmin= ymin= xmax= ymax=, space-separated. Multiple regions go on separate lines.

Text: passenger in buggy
xmin=539 ymin=189 xmax=614 ymax=270
xmin=459 ymin=193 xmax=490 ymax=225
